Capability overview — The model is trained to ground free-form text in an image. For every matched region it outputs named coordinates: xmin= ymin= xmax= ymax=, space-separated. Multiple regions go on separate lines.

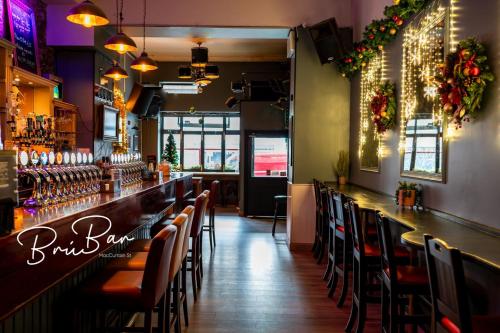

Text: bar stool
xmin=376 ymin=213 xmax=430 ymax=333
xmin=107 ymin=213 xmax=191 ymax=333
xmin=312 ymin=179 xmax=323 ymax=255
xmin=424 ymin=235 xmax=500 ymax=333
xmin=315 ymin=182 xmax=329 ymax=263
xmin=327 ymin=191 xmax=351 ymax=307
xmin=271 ymin=194 xmax=287 ymax=236
xmin=189 ymin=191 xmax=209 ymax=300
xmin=202 ymin=180 xmax=219 ymax=250
xmin=127 ymin=206 xmax=195 ymax=328
xmin=78 ymin=225 xmax=177 ymax=333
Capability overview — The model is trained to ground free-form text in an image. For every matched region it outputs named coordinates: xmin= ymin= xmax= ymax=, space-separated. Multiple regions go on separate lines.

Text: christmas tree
xmin=162 ymin=133 xmax=179 ymax=167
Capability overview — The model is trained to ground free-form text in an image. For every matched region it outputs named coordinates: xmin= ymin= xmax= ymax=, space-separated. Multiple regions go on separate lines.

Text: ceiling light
xmin=105 ymin=32 xmax=137 ymax=54
xmin=204 ymin=65 xmax=220 ymax=79
xmin=178 ymin=66 xmax=192 ymax=79
xmin=191 ymin=43 xmax=208 ymax=68
xmin=104 ymin=63 xmax=128 ymax=80
xmin=66 ymin=0 xmax=109 ymax=28
xmin=131 ymin=52 xmax=158 ymax=72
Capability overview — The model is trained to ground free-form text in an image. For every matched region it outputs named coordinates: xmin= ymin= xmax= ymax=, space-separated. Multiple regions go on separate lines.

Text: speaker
xmin=248 ymin=81 xmax=283 ymax=101
xmin=307 ymin=18 xmax=352 ymax=64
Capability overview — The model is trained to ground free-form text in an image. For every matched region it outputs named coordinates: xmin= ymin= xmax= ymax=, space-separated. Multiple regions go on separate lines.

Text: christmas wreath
xmin=435 ymin=38 xmax=495 ymax=128
xmin=370 ymin=82 xmax=397 ymax=133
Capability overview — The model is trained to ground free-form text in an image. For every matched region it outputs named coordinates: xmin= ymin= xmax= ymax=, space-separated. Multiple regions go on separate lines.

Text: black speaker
xmin=248 ymin=81 xmax=283 ymax=101
xmin=307 ymin=18 xmax=352 ymax=64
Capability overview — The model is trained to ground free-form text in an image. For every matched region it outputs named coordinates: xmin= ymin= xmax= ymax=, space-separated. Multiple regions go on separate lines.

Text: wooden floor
xmin=143 ymin=208 xmax=381 ymax=332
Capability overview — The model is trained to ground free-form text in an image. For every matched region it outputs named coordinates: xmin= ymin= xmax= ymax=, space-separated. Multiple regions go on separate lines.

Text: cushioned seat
xmin=107 ymin=252 xmax=148 ymax=270
xmin=83 ymin=271 xmax=144 ymax=305
xmin=127 ymin=239 xmax=152 ymax=252
xmin=385 ymin=265 xmax=428 ymax=285
xmin=441 ymin=314 xmax=500 ymax=333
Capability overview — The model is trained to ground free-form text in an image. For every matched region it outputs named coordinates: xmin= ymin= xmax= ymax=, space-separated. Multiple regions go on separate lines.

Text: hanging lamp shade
xmin=131 ymin=52 xmax=158 ymax=72
xmin=104 ymin=63 xmax=128 ymax=80
xmin=204 ymin=65 xmax=220 ymax=79
xmin=105 ymin=32 xmax=137 ymax=54
xmin=191 ymin=46 xmax=208 ymax=68
xmin=66 ymin=0 xmax=109 ymax=28
xmin=195 ymin=77 xmax=211 ymax=87
xmin=178 ymin=66 xmax=192 ymax=79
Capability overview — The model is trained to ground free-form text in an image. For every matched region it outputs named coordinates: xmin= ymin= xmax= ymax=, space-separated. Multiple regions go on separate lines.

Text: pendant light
xmin=104 ymin=61 xmax=128 ymax=81
xmin=105 ymin=0 xmax=137 ymax=55
xmin=191 ymin=43 xmax=208 ymax=68
xmin=178 ymin=66 xmax=192 ymax=79
xmin=131 ymin=0 xmax=158 ymax=72
xmin=67 ymin=0 xmax=109 ymax=28
xmin=204 ymin=65 xmax=220 ymax=79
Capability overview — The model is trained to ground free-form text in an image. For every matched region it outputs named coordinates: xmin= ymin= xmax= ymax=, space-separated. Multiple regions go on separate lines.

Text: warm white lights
xmin=399 ymin=3 xmax=447 ymax=151
xmin=359 ymin=51 xmax=385 ymax=160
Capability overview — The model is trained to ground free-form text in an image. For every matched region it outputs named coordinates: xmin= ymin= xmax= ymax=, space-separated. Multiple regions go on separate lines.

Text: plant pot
xmin=398 ymin=190 xmax=416 ymax=207
xmin=338 ymin=176 xmax=347 ymax=185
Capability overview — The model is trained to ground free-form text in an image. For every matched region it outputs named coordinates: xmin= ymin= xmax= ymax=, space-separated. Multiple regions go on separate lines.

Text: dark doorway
xmin=244 ymin=130 xmax=288 ymax=216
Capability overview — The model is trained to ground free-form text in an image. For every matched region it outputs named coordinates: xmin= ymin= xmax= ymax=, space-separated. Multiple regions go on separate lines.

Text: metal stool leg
xmin=272 ymin=198 xmax=279 ymax=236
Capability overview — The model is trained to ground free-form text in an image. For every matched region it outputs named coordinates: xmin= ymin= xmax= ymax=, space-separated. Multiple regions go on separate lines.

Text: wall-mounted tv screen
xmin=101 ymin=105 xmax=119 ymax=141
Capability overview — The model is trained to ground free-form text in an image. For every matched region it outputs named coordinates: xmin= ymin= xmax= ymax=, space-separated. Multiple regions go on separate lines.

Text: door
xmin=244 ymin=131 xmax=288 ymax=216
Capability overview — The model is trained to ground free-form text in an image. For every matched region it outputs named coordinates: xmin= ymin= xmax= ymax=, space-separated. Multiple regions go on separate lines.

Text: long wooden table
xmin=333 ymin=184 xmax=500 ymax=271
xmin=0 ymin=173 xmax=192 ymax=324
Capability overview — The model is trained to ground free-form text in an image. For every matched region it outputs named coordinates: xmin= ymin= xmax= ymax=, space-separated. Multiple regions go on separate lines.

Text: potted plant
xmin=396 ymin=181 xmax=417 ymax=207
xmin=336 ymin=150 xmax=349 ymax=185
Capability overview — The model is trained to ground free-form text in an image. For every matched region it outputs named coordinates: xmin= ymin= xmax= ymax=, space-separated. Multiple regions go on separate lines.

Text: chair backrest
xmin=169 ymin=213 xmax=189 ymax=281
xmin=424 ymin=235 xmax=472 ymax=333
xmin=207 ymin=180 xmax=220 ymax=209
xmin=141 ymin=225 xmax=177 ymax=307
xmin=333 ymin=191 xmax=349 ymax=231
xmin=181 ymin=205 xmax=195 ymax=259
xmin=190 ymin=191 xmax=209 ymax=237
xmin=313 ymin=179 xmax=322 ymax=212
xmin=326 ymin=188 xmax=337 ymax=225
xmin=375 ymin=213 xmax=397 ymax=281
xmin=348 ymin=201 xmax=364 ymax=255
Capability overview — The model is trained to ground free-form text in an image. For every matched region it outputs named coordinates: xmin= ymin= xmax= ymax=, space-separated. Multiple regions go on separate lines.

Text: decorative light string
xmin=359 ymin=51 xmax=385 ymax=159
xmin=399 ymin=3 xmax=446 ymax=151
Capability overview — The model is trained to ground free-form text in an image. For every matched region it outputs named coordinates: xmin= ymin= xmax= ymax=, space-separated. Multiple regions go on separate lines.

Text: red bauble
xmin=396 ymin=19 xmax=404 ymax=26
xmin=470 ymin=67 xmax=480 ymax=76
xmin=368 ymin=34 xmax=375 ymax=40
xmin=392 ymin=15 xmax=399 ymax=22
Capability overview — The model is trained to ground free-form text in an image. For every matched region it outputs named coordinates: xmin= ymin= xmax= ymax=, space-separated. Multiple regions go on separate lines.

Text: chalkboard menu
xmin=0 ymin=0 xmax=5 ymax=39
xmin=7 ymin=0 xmax=39 ymax=74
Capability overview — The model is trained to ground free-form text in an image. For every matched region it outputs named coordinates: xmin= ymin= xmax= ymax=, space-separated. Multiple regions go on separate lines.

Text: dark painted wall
xmin=349 ymin=0 xmax=500 ymax=230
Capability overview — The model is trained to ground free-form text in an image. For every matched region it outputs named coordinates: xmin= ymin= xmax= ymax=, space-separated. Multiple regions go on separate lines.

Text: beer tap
xmin=45 ymin=151 xmax=63 ymax=203
xmin=20 ymin=150 xmax=44 ymax=207
xmin=37 ymin=152 xmax=56 ymax=205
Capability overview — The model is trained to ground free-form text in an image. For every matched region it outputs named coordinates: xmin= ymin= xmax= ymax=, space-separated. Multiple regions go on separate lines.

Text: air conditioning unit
xmin=160 ymin=81 xmax=201 ymax=94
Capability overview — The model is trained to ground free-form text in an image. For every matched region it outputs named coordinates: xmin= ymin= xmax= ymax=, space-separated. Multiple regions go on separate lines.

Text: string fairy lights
xmin=399 ymin=2 xmax=447 ymax=151
xmin=359 ymin=51 xmax=385 ymax=161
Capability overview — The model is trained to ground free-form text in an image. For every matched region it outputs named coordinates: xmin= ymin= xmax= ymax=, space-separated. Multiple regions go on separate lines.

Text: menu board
xmin=7 ymin=0 xmax=39 ymax=74
xmin=0 ymin=0 xmax=5 ymax=39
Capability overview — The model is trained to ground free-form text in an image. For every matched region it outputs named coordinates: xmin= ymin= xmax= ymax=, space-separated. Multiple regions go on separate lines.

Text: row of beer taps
xmin=18 ymin=151 xmax=102 ymax=207
xmin=103 ymin=153 xmax=146 ymax=185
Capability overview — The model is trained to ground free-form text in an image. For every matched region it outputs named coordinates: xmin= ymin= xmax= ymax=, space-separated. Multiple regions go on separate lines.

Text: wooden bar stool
xmin=189 ymin=191 xmax=209 ymax=300
xmin=376 ymin=213 xmax=430 ymax=333
xmin=272 ymin=195 xmax=287 ymax=236
xmin=202 ymin=180 xmax=219 ymax=250
xmin=327 ymin=191 xmax=351 ymax=307
xmin=78 ymin=225 xmax=177 ymax=333
xmin=424 ymin=235 xmax=500 ymax=333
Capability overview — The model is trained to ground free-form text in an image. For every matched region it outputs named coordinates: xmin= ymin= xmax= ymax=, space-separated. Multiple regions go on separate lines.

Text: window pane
xmin=183 ymin=117 xmax=202 ymax=131
xmin=162 ymin=133 xmax=181 ymax=164
xmin=225 ymin=134 xmax=240 ymax=172
xmin=252 ymin=137 xmax=287 ymax=177
xmin=225 ymin=117 xmax=240 ymax=131
xmin=183 ymin=134 xmax=201 ymax=169
xmin=204 ymin=134 xmax=222 ymax=170
xmin=203 ymin=117 xmax=223 ymax=132
xmin=163 ymin=117 xmax=180 ymax=130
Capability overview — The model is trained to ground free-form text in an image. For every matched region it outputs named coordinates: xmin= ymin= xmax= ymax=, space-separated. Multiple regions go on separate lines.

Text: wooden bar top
xmin=7 ymin=172 xmax=193 ymax=236
xmin=333 ymin=184 xmax=500 ymax=271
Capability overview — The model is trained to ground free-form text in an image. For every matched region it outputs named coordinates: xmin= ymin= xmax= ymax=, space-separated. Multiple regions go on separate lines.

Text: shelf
xmin=53 ymin=99 xmax=78 ymax=112
xmin=13 ymin=67 xmax=58 ymax=89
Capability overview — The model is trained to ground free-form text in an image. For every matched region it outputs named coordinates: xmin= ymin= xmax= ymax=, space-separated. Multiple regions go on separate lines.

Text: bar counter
xmin=0 ymin=173 xmax=192 ymax=324
xmin=334 ymin=184 xmax=500 ymax=271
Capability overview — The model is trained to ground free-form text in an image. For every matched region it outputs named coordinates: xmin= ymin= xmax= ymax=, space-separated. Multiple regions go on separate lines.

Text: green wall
xmin=291 ymin=27 xmax=350 ymax=184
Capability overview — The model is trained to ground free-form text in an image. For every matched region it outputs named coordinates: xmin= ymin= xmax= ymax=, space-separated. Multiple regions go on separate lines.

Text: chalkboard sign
xmin=0 ymin=0 xmax=5 ymax=39
xmin=7 ymin=0 xmax=39 ymax=74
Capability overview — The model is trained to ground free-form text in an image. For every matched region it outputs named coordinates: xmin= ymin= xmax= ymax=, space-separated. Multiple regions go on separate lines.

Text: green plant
xmin=161 ymin=133 xmax=179 ymax=166
xmin=336 ymin=150 xmax=349 ymax=178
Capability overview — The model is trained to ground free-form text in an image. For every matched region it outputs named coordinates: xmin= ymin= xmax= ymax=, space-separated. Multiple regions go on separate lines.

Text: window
xmin=160 ymin=113 xmax=240 ymax=172
xmin=251 ymin=137 xmax=288 ymax=177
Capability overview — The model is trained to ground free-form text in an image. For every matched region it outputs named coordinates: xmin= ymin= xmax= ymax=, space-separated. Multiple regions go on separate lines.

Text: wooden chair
xmin=424 ymin=235 xmax=500 ymax=333
xmin=189 ymin=191 xmax=209 ymax=300
xmin=323 ymin=188 xmax=337 ymax=282
xmin=271 ymin=195 xmax=288 ymax=236
xmin=312 ymin=179 xmax=323 ymax=256
xmin=376 ymin=213 xmax=430 ymax=333
xmin=202 ymin=180 xmax=219 ymax=250
xmin=345 ymin=201 xmax=382 ymax=333
xmin=79 ymin=225 xmax=177 ymax=333
xmin=327 ymin=191 xmax=351 ymax=307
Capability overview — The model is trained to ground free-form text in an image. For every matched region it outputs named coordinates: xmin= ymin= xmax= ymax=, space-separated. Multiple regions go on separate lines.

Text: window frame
xmin=160 ymin=113 xmax=240 ymax=172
